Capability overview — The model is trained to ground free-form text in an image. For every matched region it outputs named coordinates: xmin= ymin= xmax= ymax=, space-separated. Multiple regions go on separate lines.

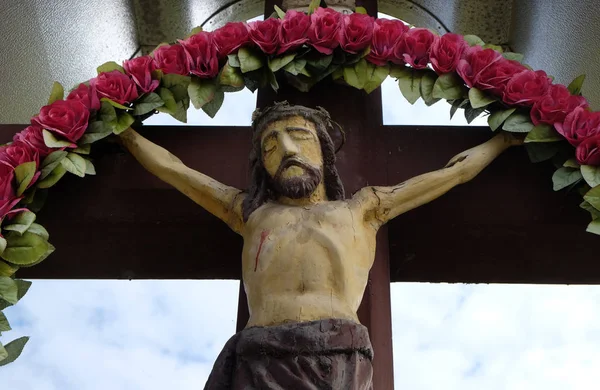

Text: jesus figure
xmin=118 ymin=102 xmax=521 ymax=389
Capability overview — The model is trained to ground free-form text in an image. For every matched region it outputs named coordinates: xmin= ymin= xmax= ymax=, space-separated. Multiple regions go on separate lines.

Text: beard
xmin=269 ymin=158 xmax=323 ymax=199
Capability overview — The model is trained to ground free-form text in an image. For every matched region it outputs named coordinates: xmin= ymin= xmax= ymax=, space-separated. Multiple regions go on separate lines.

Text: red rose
xmin=213 ymin=22 xmax=250 ymax=58
xmin=248 ymin=18 xmax=280 ymax=55
xmin=393 ymin=28 xmax=435 ymax=69
xmin=555 ymin=107 xmax=600 ymax=147
xmin=531 ymin=84 xmax=589 ymax=126
xmin=13 ymin=125 xmax=53 ymax=157
xmin=576 ymin=134 xmax=600 ymax=166
xmin=152 ymin=44 xmax=190 ymax=76
xmin=503 ymin=69 xmax=552 ymax=106
xmin=429 ymin=33 xmax=467 ymax=74
xmin=308 ymin=7 xmax=342 ymax=55
xmin=123 ymin=56 xmax=160 ymax=93
xmin=31 ymin=100 xmax=90 ymax=143
xmin=278 ymin=10 xmax=310 ymax=54
xmin=90 ymin=70 xmax=139 ymax=105
xmin=456 ymin=46 xmax=503 ymax=88
xmin=366 ymin=18 xmax=409 ymax=66
xmin=0 ymin=143 xmax=39 ymax=169
xmin=475 ymin=58 xmax=526 ymax=96
xmin=340 ymin=13 xmax=374 ymax=54
xmin=179 ymin=32 xmax=219 ymax=78
xmin=67 ymin=83 xmax=100 ymax=111
xmin=0 ymin=164 xmax=20 ymax=221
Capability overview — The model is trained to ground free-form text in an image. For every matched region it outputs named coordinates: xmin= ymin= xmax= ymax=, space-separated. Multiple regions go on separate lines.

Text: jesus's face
xmin=260 ymin=116 xmax=324 ymax=199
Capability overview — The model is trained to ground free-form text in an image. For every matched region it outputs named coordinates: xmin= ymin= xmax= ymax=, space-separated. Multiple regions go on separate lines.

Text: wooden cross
xmin=2 ymin=0 xmax=597 ymax=388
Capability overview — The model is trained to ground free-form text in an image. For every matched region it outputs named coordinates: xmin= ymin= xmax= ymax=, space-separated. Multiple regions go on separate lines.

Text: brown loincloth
xmin=204 ymin=318 xmax=374 ymax=390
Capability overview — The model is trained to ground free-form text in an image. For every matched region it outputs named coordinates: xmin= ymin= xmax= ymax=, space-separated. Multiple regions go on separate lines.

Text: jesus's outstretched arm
xmin=354 ymin=132 xmax=523 ymax=227
xmin=119 ymin=128 xmax=246 ymax=234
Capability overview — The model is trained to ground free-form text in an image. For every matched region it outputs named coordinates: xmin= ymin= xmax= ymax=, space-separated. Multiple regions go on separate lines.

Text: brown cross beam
xmin=1 ymin=0 xmax=598 ymax=388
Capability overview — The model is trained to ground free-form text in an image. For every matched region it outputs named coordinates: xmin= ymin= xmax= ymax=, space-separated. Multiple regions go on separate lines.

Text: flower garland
xmin=1 ymin=4 xmax=599 ymax=365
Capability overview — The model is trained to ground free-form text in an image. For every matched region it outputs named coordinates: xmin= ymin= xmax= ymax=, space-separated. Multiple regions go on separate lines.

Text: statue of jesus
xmin=119 ymin=102 xmax=521 ymax=389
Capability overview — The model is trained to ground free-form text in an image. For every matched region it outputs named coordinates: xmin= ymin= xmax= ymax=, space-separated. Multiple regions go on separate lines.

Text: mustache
xmin=274 ymin=157 xmax=315 ymax=178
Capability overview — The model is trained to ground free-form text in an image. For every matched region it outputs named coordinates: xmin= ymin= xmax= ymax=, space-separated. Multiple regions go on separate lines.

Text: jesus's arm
xmin=354 ymin=132 xmax=523 ymax=227
xmin=119 ymin=128 xmax=245 ymax=234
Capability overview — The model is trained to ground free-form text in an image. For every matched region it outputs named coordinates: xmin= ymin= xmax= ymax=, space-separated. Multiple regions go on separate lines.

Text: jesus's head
xmin=242 ymin=102 xmax=345 ymax=221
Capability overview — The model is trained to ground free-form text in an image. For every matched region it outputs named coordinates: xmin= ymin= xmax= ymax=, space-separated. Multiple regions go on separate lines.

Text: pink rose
xmin=31 ymin=100 xmax=90 ymax=143
xmin=123 ymin=56 xmax=160 ymax=93
xmin=429 ymin=33 xmax=467 ymax=74
xmin=393 ymin=28 xmax=436 ymax=69
xmin=13 ymin=125 xmax=53 ymax=157
xmin=576 ymin=134 xmax=600 ymax=166
xmin=67 ymin=83 xmax=100 ymax=111
xmin=456 ymin=46 xmax=503 ymax=88
xmin=248 ymin=18 xmax=280 ymax=55
xmin=340 ymin=13 xmax=374 ymax=54
xmin=475 ymin=58 xmax=527 ymax=96
xmin=0 ymin=143 xmax=39 ymax=169
xmin=503 ymin=69 xmax=552 ymax=106
xmin=179 ymin=32 xmax=219 ymax=78
xmin=213 ymin=22 xmax=250 ymax=58
xmin=90 ymin=70 xmax=139 ymax=105
xmin=0 ymin=164 xmax=20 ymax=221
xmin=278 ymin=10 xmax=310 ymax=54
xmin=531 ymin=84 xmax=589 ymax=126
xmin=152 ymin=44 xmax=190 ymax=76
xmin=308 ymin=7 xmax=342 ymax=55
xmin=555 ymin=107 xmax=600 ymax=147
xmin=366 ymin=18 xmax=409 ymax=66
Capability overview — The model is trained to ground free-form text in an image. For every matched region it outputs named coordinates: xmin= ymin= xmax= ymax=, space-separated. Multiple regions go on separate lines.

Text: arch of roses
xmin=1 ymin=4 xmax=599 ymax=365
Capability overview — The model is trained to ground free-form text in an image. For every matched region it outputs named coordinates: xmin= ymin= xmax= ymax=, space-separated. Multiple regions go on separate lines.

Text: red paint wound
xmin=254 ymin=230 xmax=270 ymax=272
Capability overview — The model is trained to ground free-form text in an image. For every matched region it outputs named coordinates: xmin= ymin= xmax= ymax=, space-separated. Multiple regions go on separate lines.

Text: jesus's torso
xmin=241 ymin=200 xmax=377 ymax=327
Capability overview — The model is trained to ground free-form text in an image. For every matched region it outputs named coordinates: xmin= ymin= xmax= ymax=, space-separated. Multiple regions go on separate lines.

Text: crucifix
xmin=5 ymin=0 xmax=598 ymax=388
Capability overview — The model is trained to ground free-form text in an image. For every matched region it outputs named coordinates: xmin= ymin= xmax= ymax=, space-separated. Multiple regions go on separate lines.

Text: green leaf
xmin=97 ymin=61 xmax=124 ymax=74
xmin=355 ymin=6 xmax=368 ymax=14
xmin=581 ymin=165 xmax=600 ymax=188
xmin=431 ymin=72 xmax=465 ymax=100
xmin=564 ymin=158 xmax=580 ymax=168
xmin=14 ymin=162 xmax=37 ymax=196
xmin=219 ymin=63 xmax=245 ymax=90
xmin=188 ymin=26 xmax=203 ymax=36
xmin=488 ymin=108 xmax=516 ymax=131
xmin=0 ymin=337 xmax=29 ymax=367
xmin=133 ymin=93 xmax=164 ymax=116
xmin=419 ymin=71 xmax=440 ymax=106
xmin=42 ymin=130 xmax=72 ymax=148
xmin=502 ymin=112 xmax=534 ymax=133
xmin=113 ymin=112 xmax=135 ymax=135
xmin=0 ymin=311 xmax=10 ymax=332
xmin=464 ymin=35 xmax=485 ymax=47
xmin=268 ymin=53 xmax=297 ymax=73
xmin=99 ymin=101 xmax=117 ymax=125
xmin=202 ymin=90 xmax=224 ymax=118
xmin=227 ymin=54 xmax=241 ymax=68
xmin=27 ymin=223 xmax=49 ymax=240
xmin=502 ymin=52 xmax=524 ymax=63
xmin=156 ymin=88 xmax=178 ymax=115
xmin=37 ymin=164 xmax=67 ymax=189
xmin=524 ymin=123 xmax=563 ymax=143
xmin=525 ymin=142 xmax=561 ymax=163
xmin=364 ymin=64 xmax=389 ymax=94
xmin=171 ymin=101 xmax=188 ymax=123
xmin=581 ymin=200 xmax=600 ymax=219
xmin=238 ymin=47 xmax=265 ymax=73
xmin=450 ymin=99 xmax=468 ymax=119
xmin=587 ymin=219 xmax=600 ymax=235
xmin=284 ymin=59 xmax=308 ymax=76
xmin=0 ymin=277 xmax=17 ymax=304
xmin=188 ymin=78 xmax=218 ymax=110
xmin=274 ymin=5 xmax=286 ymax=19
xmin=567 ymin=74 xmax=586 ymax=95
xmin=483 ymin=43 xmax=503 ymax=52
xmin=84 ymin=159 xmax=96 ymax=175
xmin=72 ymin=144 xmax=91 ymax=155
xmin=40 ymin=151 xmax=67 ymax=180
xmin=3 ymin=211 xmax=36 ymax=235
xmin=60 ymin=153 xmax=86 ymax=178
xmin=100 ymin=97 xmax=130 ymax=111
xmin=308 ymin=0 xmax=321 ymax=14
xmin=161 ymin=74 xmax=191 ymax=92
xmin=267 ymin=68 xmax=279 ymax=92
xmin=306 ymin=55 xmax=333 ymax=73
xmin=343 ymin=59 xmax=369 ymax=90
xmin=552 ymin=167 xmax=582 ymax=191
xmin=47 ymin=81 xmax=64 ymax=105
xmin=464 ymin=105 xmax=486 ymax=124
xmin=468 ymin=87 xmax=497 ymax=109
xmin=15 ymin=280 xmax=31 ymax=301
xmin=391 ymin=66 xmax=422 ymax=104
xmin=1 ymin=232 xmax=50 ymax=266
xmin=0 ymin=260 xmax=17 ymax=278
xmin=79 ymin=121 xmax=112 ymax=144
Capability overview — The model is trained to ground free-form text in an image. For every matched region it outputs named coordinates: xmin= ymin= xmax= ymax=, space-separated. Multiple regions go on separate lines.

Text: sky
xmin=2 ymin=14 xmax=600 ymax=390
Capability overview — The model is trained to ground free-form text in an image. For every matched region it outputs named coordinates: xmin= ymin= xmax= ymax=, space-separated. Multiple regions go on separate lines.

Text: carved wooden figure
xmin=118 ymin=102 xmax=521 ymax=389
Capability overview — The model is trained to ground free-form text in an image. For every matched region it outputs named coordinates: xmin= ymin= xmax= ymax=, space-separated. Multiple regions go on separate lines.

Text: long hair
xmin=242 ymin=102 xmax=345 ymax=222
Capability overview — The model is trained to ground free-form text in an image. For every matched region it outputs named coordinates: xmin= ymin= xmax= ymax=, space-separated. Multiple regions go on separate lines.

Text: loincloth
xmin=204 ymin=318 xmax=374 ymax=390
